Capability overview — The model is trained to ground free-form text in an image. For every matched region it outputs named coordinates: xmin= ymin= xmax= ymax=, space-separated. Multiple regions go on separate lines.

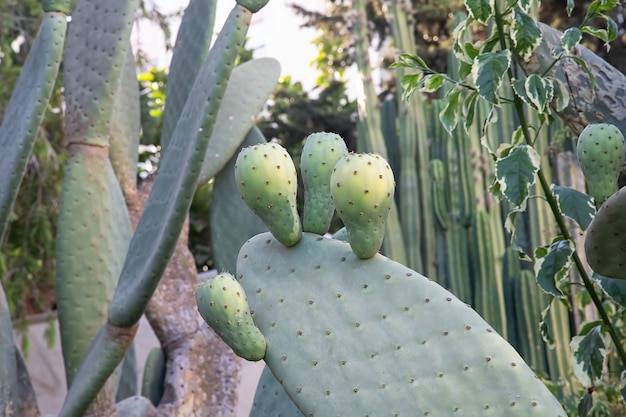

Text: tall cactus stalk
xmin=0 ymin=3 xmax=68 ymax=242
xmin=349 ymin=0 xmax=407 ymax=264
xmin=55 ymin=0 xmax=137 ymax=413
xmin=388 ymin=0 xmax=437 ymax=278
xmin=57 ymin=3 xmax=269 ymax=416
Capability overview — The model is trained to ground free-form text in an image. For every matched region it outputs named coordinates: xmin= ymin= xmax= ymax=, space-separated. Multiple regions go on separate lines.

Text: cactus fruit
xmin=235 ymin=142 xmax=302 ymax=247
xmin=330 ymin=152 xmax=395 ymax=258
xmin=236 ymin=0 xmax=269 ymax=13
xmin=300 ymin=132 xmax=349 ymax=235
xmin=584 ymin=186 xmax=626 ymax=279
xmin=576 ymin=123 xmax=625 ymax=206
xmin=236 ymin=232 xmax=567 ymax=416
xmin=196 ymin=273 xmax=266 ymax=361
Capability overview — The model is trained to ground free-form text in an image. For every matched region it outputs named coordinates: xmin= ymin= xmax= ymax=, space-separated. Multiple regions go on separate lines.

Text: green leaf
xmin=585 ymin=0 xmax=619 ymax=18
xmin=494 ymin=144 xmax=540 ymax=208
xmin=525 ymin=74 xmax=554 ymax=112
xmin=472 ymin=50 xmax=511 ymax=104
xmin=420 ymin=74 xmax=446 ymax=93
xmin=561 ymin=27 xmax=582 ymax=54
xmin=577 ymin=390 xmax=593 ymax=417
xmin=568 ymin=55 xmax=596 ymax=90
xmin=552 ymin=185 xmax=596 ymax=231
xmin=393 ymin=53 xmax=429 ymax=70
xmin=400 ymin=73 xmax=424 ymax=101
xmin=594 ymin=272 xmax=626 ymax=308
xmin=463 ymin=90 xmax=479 ymax=132
xmin=571 ymin=324 xmax=606 ymax=387
xmin=534 ymin=237 xmax=575 ymax=297
xmin=439 ymin=90 xmax=462 ymax=135
xmin=465 ymin=0 xmax=493 ymax=23
xmin=551 ymin=78 xmax=570 ymax=111
xmin=540 ymin=301 xmax=556 ymax=348
xmin=512 ymin=8 xmax=542 ymax=60
xmin=581 ymin=25 xmax=610 ymax=43
xmin=512 ymin=78 xmax=531 ymax=107
xmin=567 ymin=0 xmax=575 ymax=15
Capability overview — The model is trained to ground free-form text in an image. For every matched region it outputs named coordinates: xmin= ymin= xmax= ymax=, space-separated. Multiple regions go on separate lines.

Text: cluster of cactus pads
xmin=577 ymin=123 xmax=626 ymax=279
xmin=196 ymin=132 xmax=567 ymax=416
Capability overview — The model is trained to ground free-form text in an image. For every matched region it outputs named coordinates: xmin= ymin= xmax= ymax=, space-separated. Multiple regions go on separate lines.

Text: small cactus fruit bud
xmin=235 ymin=142 xmax=302 ymax=247
xmin=576 ymin=123 xmax=625 ymax=206
xmin=196 ymin=273 xmax=266 ymax=361
xmin=236 ymin=0 xmax=269 ymax=13
xmin=330 ymin=153 xmax=395 ymax=259
xmin=300 ymin=132 xmax=349 ymax=235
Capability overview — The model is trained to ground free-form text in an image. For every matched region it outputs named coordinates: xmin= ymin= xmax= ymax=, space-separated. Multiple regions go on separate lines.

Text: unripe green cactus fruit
xmin=330 ymin=153 xmax=395 ymax=258
xmin=235 ymin=142 xmax=302 ymax=247
xmin=576 ymin=123 xmax=625 ymax=206
xmin=584 ymin=186 xmax=626 ymax=279
xmin=300 ymin=132 xmax=349 ymax=235
xmin=196 ymin=273 xmax=266 ymax=361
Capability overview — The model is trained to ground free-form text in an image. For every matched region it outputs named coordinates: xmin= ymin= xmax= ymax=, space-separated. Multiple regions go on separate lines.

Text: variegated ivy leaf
xmin=463 ymin=90 xmax=479 ymax=133
xmin=534 ymin=237 xmax=575 ymax=298
xmin=561 ymin=27 xmax=582 ymax=54
xmin=525 ymin=74 xmax=554 ymax=112
xmin=594 ymin=272 xmax=626 ymax=309
xmin=566 ymin=0 xmax=575 ymax=16
xmin=504 ymin=209 xmax=533 ymax=261
xmin=494 ymin=144 xmax=540 ymax=208
xmin=512 ymin=8 xmax=542 ymax=60
xmin=465 ymin=0 xmax=493 ymax=24
xmin=419 ymin=74 xmax=446 ymax=93
xmin=472 ymin=50 xmax=511 ymax=104
xmin=551 ymin=78 xmax=570 ymax=111
xmin=512 ymin=78 xmax=532 ymax=108
xmin=552 ymin=184 xmax=596 ymax=231
xmin=571 ymin=322 xmax=606 ymax=388
xmin=539 ymin=301 xmax=556 ymax=348
xmin=439 ymin=90 xmax=462 ymax=135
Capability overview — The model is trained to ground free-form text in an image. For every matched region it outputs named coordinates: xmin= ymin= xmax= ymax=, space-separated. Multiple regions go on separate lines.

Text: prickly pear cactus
xmin=576 ymin=123 xmax=625 ymax=206
xmin=300 ymin=132 xmax=349 ymax=235
xmin=235 ymin=142 xmax=301 ymax=247
xmin=584 ymin=186 xmax=626 ymax=279
xmin=330 ymin=152 xmax=395 ymax=258
xmin=226 ymin=136 xmax=566 ymax=417
xmin=237 ymin=232 xmax=567 ymax=416
xmin=196 ymin=272 xmax=266 ymax=361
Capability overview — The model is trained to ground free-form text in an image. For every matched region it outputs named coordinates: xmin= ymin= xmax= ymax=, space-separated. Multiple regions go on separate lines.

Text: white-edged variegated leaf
xmin=494 ymin=144 xmax=540 ymax=208
xmin=439 ymin=90 xmax=462 ymax=135
xmin=552 ymin=184 xmax=596 ymax=231
xmin=534 ymin=237 xmax=575 ymax=298
xmin=571 ymin=322 xmax=606 ymax=388
xmin=551 ymin=78 xmax=570 ymax=111
xmin=512 ymin=8 xmax=542 ymax=60
xmin=420 ymin=74 xmax=446 ymax=93
xmin=511 ymin=78 xmax=533 ymax=107
xmin=561 ymin=27 xmax=582 ymax=54
xmin=465 ymin=0 xmax=493 ymax=24
xmin=525 ymin=74 xmax=554 ymax=112
xmin=472 ymin=50 xmax=511 ymax=104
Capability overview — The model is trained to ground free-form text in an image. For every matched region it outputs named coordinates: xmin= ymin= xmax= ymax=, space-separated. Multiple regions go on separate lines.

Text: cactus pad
xmin=301 ymin=132 xmax=349 ymax=235
xmin=237 ymin=232 xmax=567 ymax=416
xmin=330 ymin=153 xmax=395 ymax=258
xmin=235 ymin=142 xmax=302 ymax=247
xmin=584 ymin=186 xmax=626 ymax=279
xmin=196 ymin=273 xmax=266 ymax=361
xmin=576 ymin=123 xmax=625 ymax=206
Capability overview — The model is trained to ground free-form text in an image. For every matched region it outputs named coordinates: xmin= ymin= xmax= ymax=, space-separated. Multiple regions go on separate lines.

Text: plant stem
xmin=492 ymin=1 xmax=626 ymax=369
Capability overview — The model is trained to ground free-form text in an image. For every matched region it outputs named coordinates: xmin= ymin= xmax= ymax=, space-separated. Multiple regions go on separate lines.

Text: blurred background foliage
xmin=2 ymin=0 xmax=626 ymax=347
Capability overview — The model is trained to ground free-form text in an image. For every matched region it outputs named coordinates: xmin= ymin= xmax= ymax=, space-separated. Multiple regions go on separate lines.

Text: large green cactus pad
xmin=249 ymin=366 xmax=304 ymax=417
xmin=237 ymin=232 xmax=566 ymax=416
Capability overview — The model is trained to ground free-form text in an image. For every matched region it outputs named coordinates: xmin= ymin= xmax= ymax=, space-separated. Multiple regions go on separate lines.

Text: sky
xmin=132 ymin=0 xmax=345 ymax=93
